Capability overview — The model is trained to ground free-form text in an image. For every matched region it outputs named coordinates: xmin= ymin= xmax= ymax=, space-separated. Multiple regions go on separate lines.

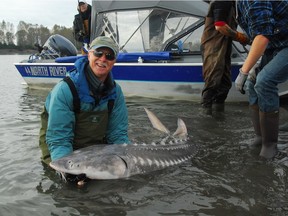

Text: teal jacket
xmin=45 ymin=57 xmax=130 ymax=161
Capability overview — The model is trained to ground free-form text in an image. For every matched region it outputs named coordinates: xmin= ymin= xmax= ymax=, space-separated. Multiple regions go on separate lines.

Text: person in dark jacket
xmin=73 ymin=0 xmax=92 ymax=54
xmin=39 ymin=36 xmax=130 ymax=166
xmin=201 ymin=0 xmax=250 ymax=115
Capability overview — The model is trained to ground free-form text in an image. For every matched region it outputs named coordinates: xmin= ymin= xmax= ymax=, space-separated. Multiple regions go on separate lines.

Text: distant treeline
xmin=0 ymin=20 xmax=82 ymax=52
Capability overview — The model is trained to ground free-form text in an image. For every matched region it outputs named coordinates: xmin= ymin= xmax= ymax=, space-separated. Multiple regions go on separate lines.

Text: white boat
xmin=14 ymin=0 xmax=286 ymax=101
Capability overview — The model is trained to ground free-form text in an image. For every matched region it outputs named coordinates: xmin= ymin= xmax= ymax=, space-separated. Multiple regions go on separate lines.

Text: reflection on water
xmin=0 ymin=56 xmax=288 ymax=215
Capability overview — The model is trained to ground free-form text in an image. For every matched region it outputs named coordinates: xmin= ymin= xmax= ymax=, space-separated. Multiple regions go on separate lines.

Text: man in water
xmin=39 ymin=36 xmax=130 ymax=166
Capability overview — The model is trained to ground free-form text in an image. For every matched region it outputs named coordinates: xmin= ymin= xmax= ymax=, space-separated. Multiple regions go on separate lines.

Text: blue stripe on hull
xmin=112 ymin=65 xmax=204 ymax=82
xmin=14 ymin=63 xmax=241 ymax=83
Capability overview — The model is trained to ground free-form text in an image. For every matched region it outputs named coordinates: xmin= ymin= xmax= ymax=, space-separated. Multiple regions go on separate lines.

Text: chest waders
xmin=39 ymin=77 xmax=114 ymax=165
xmin=201 ymin=3 xmax=236 ymax=111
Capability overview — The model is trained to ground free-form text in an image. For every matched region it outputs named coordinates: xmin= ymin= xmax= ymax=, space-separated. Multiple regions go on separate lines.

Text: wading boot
xmin=250 ymin=105 xmax=262 ymax=147
xmin=201 ymin=92 xmax=213 ymax=115
xmin=200 ymin=101 xmax=212 ymax=116
xmin=200 ymin=106 xmax=212 ymax=116
xmin=213 ymin=103 xmax=225 ymax=112
xmin=259 ymin=111 xmax=279 ymax=159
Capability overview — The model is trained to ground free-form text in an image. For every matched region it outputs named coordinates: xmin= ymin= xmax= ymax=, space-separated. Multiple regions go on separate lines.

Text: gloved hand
xmin=66 ymin=173 xmax=87 ymax=182
xmin=56 ymin=171 xmax=88 ymax=184
xmin=247 ymin=68 xmax=256 ymax=83
xmin=247 ymin=63 xmax=260 ymax=84
xmin=235 ymin=68 xmax=248 ymax=94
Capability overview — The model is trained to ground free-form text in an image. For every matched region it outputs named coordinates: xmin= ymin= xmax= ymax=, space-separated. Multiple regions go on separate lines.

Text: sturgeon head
xmin=49 ymin=108 xmax=197 ymax=180
xmin=49 ymin=145 xmax=131 ymax=179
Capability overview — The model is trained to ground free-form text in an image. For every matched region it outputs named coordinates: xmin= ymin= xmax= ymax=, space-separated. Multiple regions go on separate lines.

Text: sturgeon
xmin=49 ymin=108 xmax=197 ymax=180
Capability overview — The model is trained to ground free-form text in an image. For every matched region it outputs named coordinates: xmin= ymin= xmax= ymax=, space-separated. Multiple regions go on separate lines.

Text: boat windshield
xmin=101 ymin=8 xmax=203 ymax=53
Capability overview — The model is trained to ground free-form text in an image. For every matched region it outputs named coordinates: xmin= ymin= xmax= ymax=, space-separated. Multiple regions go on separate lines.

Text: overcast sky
xmin=0 ymin=0 xmax=92 ymax=30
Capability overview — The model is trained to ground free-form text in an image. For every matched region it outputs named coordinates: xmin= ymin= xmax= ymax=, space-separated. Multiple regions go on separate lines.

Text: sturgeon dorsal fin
xmin=144 ymin=107 xmax=170 ymax=134
xmin=172 ymin=118 xmax=188 ymax=138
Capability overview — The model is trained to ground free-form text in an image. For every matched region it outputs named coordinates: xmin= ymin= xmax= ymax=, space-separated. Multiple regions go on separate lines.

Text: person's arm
xmin=45 ymin=82 xmax=75 ymax=161
xmin=241 ymin=34 xmax=269 ymax=74
xmin=105 ymin=84 xmax=130 ymax=144
xmin=215 ymin=24 xmax=250 ymax=45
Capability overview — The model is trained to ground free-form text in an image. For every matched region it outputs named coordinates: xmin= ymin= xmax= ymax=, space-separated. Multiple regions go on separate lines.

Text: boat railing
xmin=55 ymin=51 xmax=183 ymax=64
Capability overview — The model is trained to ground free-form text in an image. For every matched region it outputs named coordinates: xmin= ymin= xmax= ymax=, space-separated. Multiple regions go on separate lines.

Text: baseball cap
xmin=89 ymin=36 xmax=119 ymax=57
xmin=78 ymin=0 xmax=87 ymax=6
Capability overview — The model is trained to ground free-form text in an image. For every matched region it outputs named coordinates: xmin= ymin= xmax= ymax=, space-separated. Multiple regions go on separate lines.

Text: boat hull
xmin=14 ymin=61 xmax=251 ymax=101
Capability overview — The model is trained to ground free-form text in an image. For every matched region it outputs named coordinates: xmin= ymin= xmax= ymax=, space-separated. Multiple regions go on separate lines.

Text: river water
xmin=0 ymin=55 xmax=288 ymax=216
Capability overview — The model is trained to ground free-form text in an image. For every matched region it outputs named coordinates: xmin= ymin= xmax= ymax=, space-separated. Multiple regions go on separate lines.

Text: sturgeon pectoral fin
xmin=144 ymin=107 xmax=170 ymax=134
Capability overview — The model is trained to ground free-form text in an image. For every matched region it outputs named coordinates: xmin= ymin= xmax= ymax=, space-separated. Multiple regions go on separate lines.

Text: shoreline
xmin=0 ymin=49 xmax=37 ymax=55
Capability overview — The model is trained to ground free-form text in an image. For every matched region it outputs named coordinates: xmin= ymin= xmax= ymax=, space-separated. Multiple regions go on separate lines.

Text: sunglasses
xmin=93 ymin=50 xmax=115 ymax=61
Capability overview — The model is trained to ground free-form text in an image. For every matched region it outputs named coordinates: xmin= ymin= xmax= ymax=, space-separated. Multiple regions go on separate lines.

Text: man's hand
xmin=247 ymin=63 xmax=260 ymax=84
xmin=235 ymin=32 xmax=251 ymax=45
xmin=56 ymin=171 xmax=89 ymax=186
xmin=235 ymin=69 xmax=248 ymax=94
xmin=215 ymin=24 xmax=251 ymax=45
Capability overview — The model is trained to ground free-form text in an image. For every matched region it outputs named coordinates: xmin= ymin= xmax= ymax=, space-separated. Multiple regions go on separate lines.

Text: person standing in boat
xmin=39 ymin=36 xmax=130 ymax=168
xmin=200 ymin=0 xmax=250 ymax=115
xmin=73 ymin=0 xmax=92 ymax=54
xmin=235 ymin=0 xmax=288 ymax=159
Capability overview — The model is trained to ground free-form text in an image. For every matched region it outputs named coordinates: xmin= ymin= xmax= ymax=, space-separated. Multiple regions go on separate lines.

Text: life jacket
xmin=39 ymin=76 xmax=114 ymax=165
